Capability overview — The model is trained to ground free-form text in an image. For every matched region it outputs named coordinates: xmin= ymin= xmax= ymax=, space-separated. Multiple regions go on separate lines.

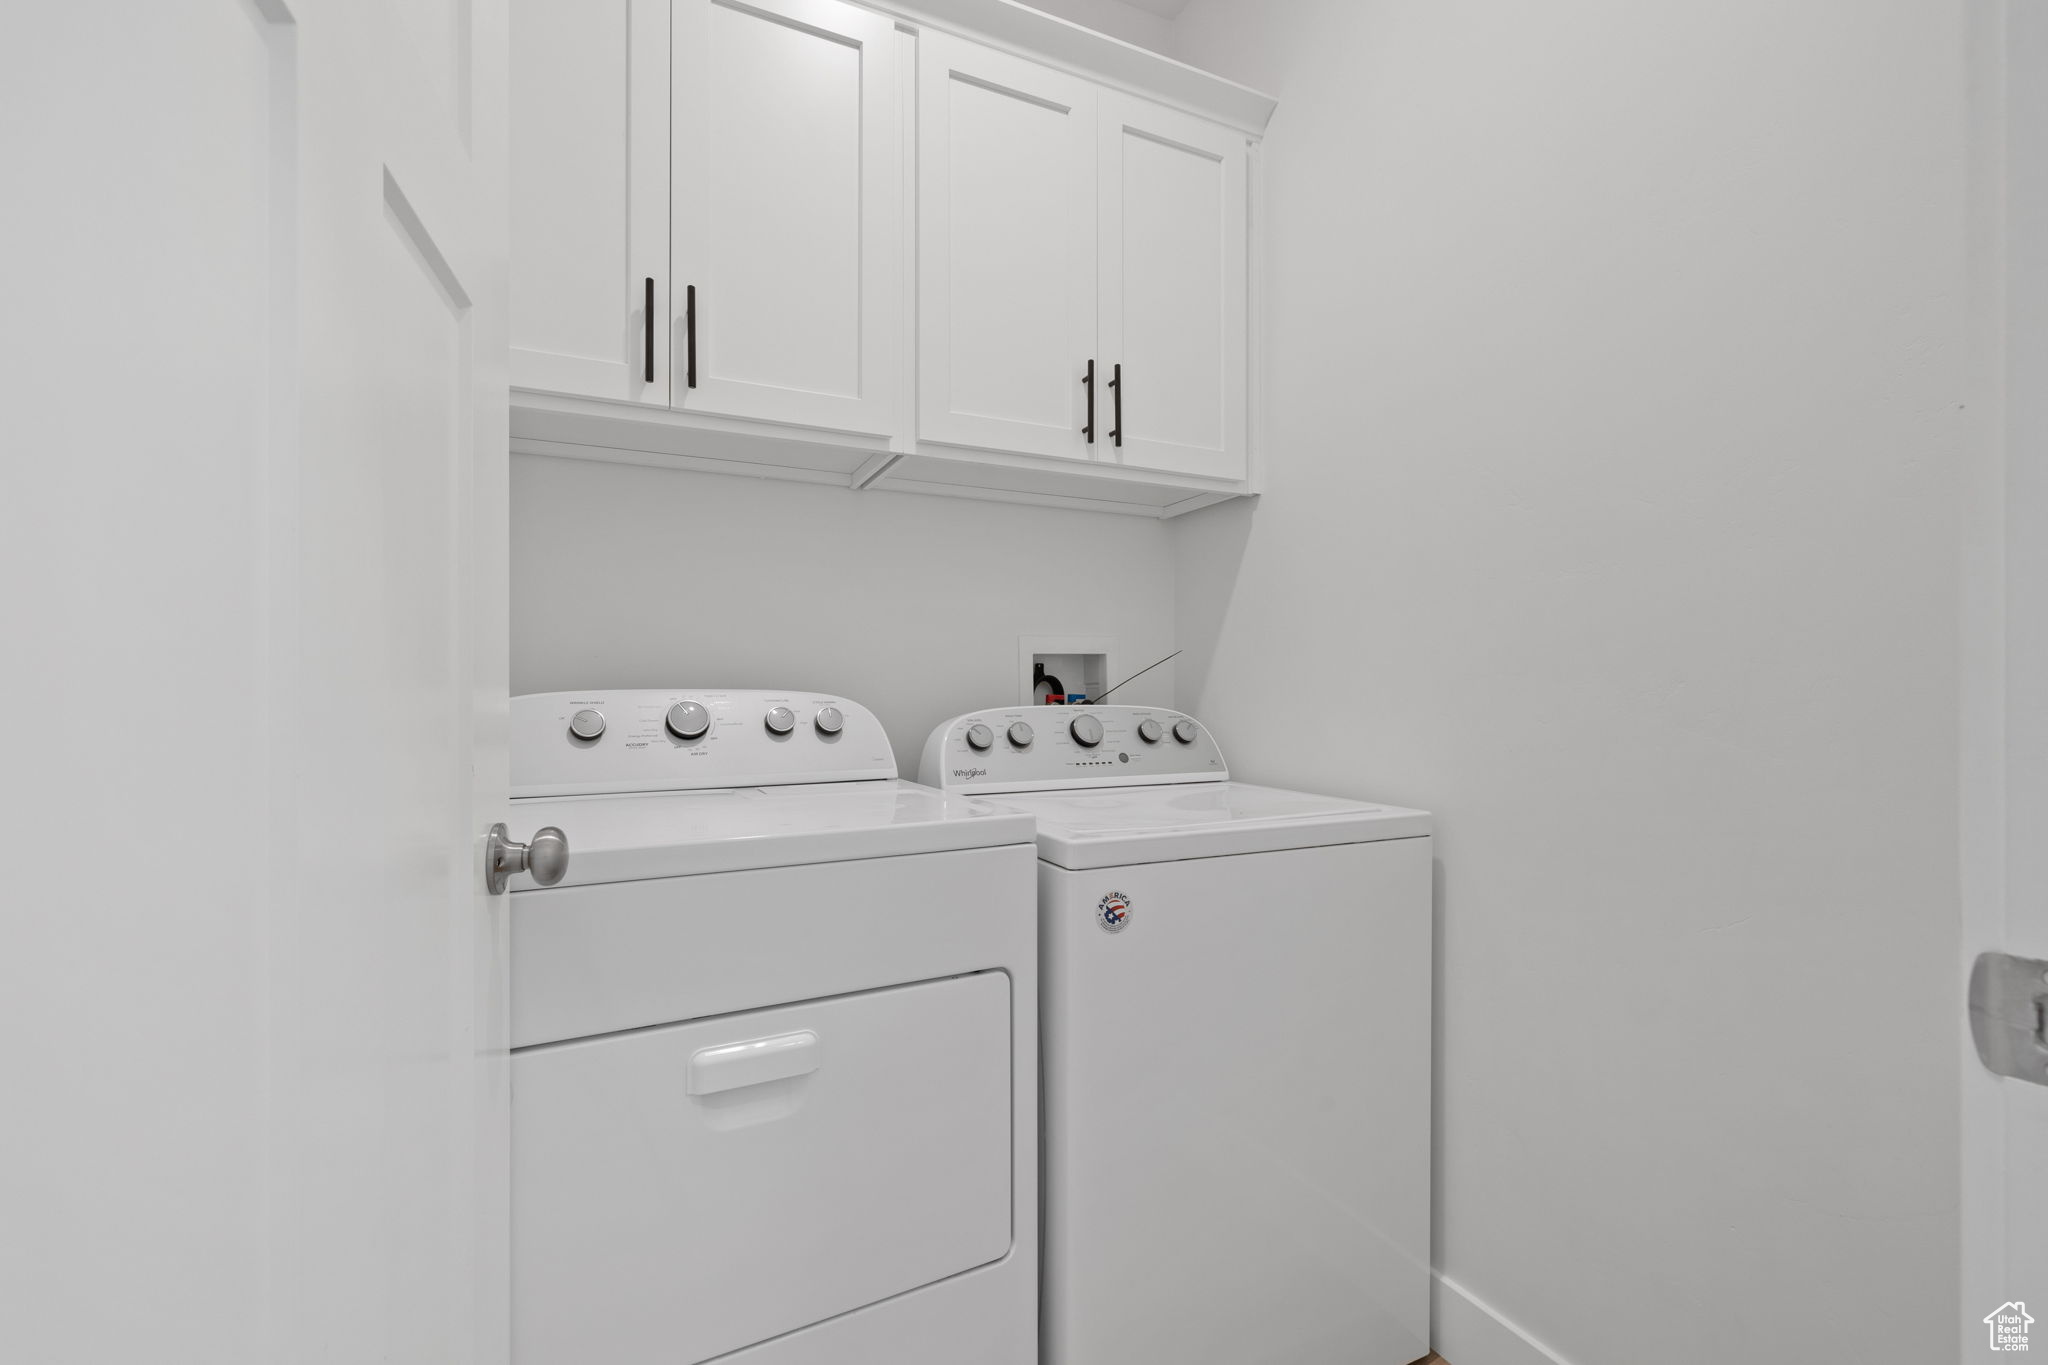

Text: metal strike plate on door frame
xmin=1970 ymin=951 xmax=2048 ymax=1086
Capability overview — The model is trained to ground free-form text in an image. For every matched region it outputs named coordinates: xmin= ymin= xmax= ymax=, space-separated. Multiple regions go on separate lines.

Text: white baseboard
xmin=1432 ymin=1272 xmax=1576 ymax=1365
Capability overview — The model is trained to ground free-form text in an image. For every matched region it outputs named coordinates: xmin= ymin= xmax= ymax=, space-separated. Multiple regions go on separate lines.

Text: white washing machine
xmin=921 ymin=705 xmax=1434 ymax=1365
xmin=508 ymin=690 xmax=1038 ymax=1365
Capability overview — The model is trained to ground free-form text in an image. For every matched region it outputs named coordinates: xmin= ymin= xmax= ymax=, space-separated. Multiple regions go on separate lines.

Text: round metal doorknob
xmin=485 ymin=823 xmax=570 ymax=895
xmin=525 ymin=827 xmax=570 ymax=885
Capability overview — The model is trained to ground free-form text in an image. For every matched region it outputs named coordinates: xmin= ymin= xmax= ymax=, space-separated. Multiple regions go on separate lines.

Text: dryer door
xmin=513 ymin=970 xmax=1013 ymax=1364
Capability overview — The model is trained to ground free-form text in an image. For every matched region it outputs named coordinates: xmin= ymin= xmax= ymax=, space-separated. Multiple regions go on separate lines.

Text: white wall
xmin=1166 ymin=3 xmax=1966 ymax=1364
xmin=510 ymin=454 xmax=1178 ymax=765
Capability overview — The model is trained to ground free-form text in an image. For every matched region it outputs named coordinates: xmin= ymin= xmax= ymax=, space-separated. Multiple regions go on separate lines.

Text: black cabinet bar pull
xmin=685 ymin=284 xmax=697 ymax=389
xmin=1108 ymin=362 xmax=1122 ymax=447
xmin=1082 ymin=358 xmax=1095 ymax=443
xmin=643 ymin=277 xmax=655 ymax=384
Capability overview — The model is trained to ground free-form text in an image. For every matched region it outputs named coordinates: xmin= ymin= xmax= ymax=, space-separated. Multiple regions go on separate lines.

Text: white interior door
xmin=1096 ymin=92 xmax=1247 ymax=481
xmin=0 ymin=2 xmax=510 ymax=1362
xmin=509 ymin=0 xmax=669 ymax=407
xmin=1966 ymin=2 xmax=2048 ymax=1356
xmin=671 ymin=0 xmax=900 ymax=435
xmin=917 ymin=32 xmax=1098 ymax=461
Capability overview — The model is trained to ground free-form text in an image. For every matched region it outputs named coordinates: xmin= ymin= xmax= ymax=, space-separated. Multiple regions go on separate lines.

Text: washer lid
xmin=507 ymin=779 xmax=1034 ymax=887
xmin=980 ymin=781 xmax=1431 ymax=869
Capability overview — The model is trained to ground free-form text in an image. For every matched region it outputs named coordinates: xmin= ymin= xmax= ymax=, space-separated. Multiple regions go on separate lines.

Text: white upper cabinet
xmin=916 ymin=33 xmax=1099 ymax=462
xmin=671 ymin=0 xmax=901 ymax=435
xmin=510 ymin=0 xmax=669 ymax=407
xmin=914 ymin=41 xmax=1250 ymax=487
xmin=508 ymin=0 xmax=1274 ymax=515
xmin=1096 ymin=93 xmax=1248 ymax=481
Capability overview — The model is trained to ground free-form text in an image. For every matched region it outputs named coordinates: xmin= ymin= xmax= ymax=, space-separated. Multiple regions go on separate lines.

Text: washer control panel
xmin=513 ymin=690 xmax=896 ymax=797
xmin=918 ymin=705 xmax=1226 ymax=794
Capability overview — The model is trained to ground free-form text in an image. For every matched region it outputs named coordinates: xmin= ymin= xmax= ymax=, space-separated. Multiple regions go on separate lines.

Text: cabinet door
xmin=671 ymin=0 xmax=900 ymax=435
xmin=918 ymin=33 xmax=1098 ymax=461
xmin=1097 ymin=93 xmax=1248 ymax=480
xmin=509 ymin=0 xmax=669 ymax=406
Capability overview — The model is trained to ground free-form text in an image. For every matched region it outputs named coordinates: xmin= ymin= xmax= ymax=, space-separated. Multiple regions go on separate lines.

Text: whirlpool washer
xmin=922 ymin=704 xmax=1432 ymax=1365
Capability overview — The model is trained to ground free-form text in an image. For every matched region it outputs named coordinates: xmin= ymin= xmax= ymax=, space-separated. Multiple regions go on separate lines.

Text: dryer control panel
xmin=918 ymin=706 xmax=1227 ymax=795
xmin=513 ymin=690 xmax=896 ymax=797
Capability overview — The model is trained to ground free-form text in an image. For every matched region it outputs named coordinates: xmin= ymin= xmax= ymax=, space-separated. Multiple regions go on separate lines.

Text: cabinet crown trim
xmin=867 ymin=0 xmax=1276 ymax=135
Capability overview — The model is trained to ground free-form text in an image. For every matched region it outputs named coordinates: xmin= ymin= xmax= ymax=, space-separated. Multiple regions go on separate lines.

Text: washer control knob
xmin=1007 ymin=721 xmax=1035 ymax=748
xmin=665 ymin=701 xmax=711 ymax=741
xmin=1070 ymin=713 xmax=1104 ymax=747
xmin=764 ymin=706 xmax=796 ymax=735
xmin=1136 ymin=718 xmax=1163 ymax=744
xmin=814 ymin=705 xmax=844 ymax=736
xmin=1172 ymin=718 xmax=1199 ymax=744
xmin=569 ymin=708 xmax=606 ymax=741
xmin=965 ymin=722 xmax=994 ymax=751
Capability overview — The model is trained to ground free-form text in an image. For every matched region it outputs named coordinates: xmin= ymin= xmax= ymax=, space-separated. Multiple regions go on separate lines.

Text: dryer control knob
xmin=764 ymin=706 xmax=796 ymax=735
xmin=1070 ymin=713 xmax=1104 ymax=747
xmin=569 ymin=708 xmax=606 ymax=741
xmin=665 ymin=701 xmax=711 ymax=741
xmin=965 ymin=723 xmax=994 ymax=751
xmin=1007 ymin=721 xmax=1035 ymax=748
xmin=814 ymin=705 xmax=844 ymax=735
xmin=1136 ymin=718 xmax=1163 ymax=744
xmin=1172 ymin=718 xmax=1199 ymax=744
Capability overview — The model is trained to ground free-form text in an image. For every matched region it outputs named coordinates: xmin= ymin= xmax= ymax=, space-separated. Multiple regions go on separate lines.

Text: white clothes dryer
xmin=921 ymin=704 xmax=1433 ymax=1365
xmin=509 ymin=690 xmax=1037 ymax=1365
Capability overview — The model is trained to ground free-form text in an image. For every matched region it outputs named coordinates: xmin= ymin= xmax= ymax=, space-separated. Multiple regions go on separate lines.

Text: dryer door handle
xmin=687 ymin=1030 xmax=821 ymax=1095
